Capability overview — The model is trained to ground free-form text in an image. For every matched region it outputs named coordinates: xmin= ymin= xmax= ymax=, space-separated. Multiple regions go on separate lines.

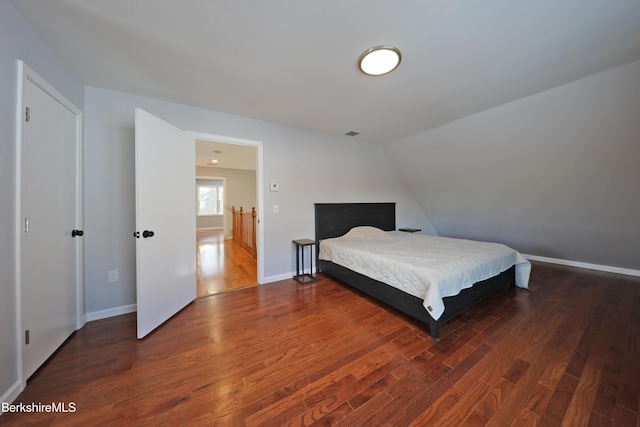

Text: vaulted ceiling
xmin=12 ymin=0 xmax=640 ymax=143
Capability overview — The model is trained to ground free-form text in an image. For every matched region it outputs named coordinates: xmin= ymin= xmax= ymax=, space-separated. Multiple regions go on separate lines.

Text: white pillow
xmin=342 ymin=226 xmax=390 ymax=240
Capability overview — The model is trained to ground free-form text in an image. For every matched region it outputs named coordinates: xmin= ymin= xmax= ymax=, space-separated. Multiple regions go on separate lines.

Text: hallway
xmin=196 ymin=229 xmax=257 ymax=296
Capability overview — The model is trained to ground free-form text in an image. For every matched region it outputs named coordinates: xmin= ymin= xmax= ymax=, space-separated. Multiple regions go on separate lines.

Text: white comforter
xmin=318 ymin=227 xmax=531 ymax=320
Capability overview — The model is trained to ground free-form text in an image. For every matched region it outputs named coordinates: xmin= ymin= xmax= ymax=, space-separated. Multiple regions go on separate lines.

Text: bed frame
xmin=314 ymin=202 xmax=515 ymax=339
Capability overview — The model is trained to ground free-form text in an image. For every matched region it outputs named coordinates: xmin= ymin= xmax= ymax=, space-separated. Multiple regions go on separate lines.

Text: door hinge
xmin=24 ymin=217 xmax=29 ymax=233
xmin=25 ymin=329 xmax=30 ymax=345
xmin=25 ymin=107 xmax=30 ymax=122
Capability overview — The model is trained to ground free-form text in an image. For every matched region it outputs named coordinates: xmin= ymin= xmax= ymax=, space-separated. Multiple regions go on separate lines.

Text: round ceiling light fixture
xmin=358 ymin=46 xmax=401 ymax=76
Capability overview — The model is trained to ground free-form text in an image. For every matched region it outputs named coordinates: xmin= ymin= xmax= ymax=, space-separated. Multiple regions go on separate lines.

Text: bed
xmin=315 ymin=202 xmax=531 ymax=339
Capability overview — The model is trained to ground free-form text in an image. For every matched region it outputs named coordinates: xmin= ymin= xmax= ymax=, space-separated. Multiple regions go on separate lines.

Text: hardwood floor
xmin=196 ymin=229 xmax=257 ymax=297
xmin=3 ymin=262 xmax=639 ymax=426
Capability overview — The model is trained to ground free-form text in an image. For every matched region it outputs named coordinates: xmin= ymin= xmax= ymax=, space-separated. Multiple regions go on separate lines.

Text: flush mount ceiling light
xmin=358 ymin=46 xmax=401 ymax=76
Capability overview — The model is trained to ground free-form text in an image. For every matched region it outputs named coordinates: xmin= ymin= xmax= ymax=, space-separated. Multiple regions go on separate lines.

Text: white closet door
xmin=21 ymin=73 xmax=80 ymax=380
xmin=135 ymin=108 xmax=196 ymax=338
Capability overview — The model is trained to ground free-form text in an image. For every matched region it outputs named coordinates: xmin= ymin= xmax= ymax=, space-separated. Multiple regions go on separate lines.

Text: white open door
xmin=135 ymin=108 xmax=196 ymax=338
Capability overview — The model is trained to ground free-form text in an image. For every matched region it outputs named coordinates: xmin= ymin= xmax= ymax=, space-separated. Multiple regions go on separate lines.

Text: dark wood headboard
xmin=314 ymin=203 xmax=396 ymax=241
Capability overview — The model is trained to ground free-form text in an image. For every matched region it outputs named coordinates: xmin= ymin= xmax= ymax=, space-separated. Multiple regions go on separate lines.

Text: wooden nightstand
xmin=398 ymin=228 xmax=421 ymax=233
xmin=292 ymin=239 xmax=318 ymax=284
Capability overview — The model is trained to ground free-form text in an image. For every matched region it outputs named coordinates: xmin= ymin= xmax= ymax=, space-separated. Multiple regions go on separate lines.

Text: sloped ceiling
xmin=11 ymin=0 xmax=640 ymax=143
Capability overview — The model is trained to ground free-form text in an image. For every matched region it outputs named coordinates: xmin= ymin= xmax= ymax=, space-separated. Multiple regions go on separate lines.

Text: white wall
xmin=386 ymin=60 xmax=640 ymax=270
xmin=0 ymin=0 xmax=84 ymax=403
xmin=83 ymin=86 xmax=433 ymax=314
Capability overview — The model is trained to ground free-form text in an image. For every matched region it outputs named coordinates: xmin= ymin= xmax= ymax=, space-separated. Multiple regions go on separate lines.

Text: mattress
xmin=318 ymin=227 xmax=531 ymax=320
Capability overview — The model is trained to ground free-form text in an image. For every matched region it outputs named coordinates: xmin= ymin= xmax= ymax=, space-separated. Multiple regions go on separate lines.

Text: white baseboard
xmin=1 ymin=380 xmax=22 ymax=410
xmin=196 ymin=227 xmax=223 ymax=231
xmin=263 ymin=272 xmax=296 ymax=283
xmin=85 ymin=303 xmax=137 ymax=322
xmin=523 ymin=254 xmax=640 ymax=277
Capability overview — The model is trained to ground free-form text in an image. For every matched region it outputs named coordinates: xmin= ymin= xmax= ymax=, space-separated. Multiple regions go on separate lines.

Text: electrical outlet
xmin=108 ymin=270 xmax=119 ymax=283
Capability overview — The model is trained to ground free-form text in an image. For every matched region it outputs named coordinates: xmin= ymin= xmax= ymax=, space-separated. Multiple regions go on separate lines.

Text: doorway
xmin=134 ymin=111 xmax=264 ymax=338
xmin=194 ymin=138 xmax=260 ymax=296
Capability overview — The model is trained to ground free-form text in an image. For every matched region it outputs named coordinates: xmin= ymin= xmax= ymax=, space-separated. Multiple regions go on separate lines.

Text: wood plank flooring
xmin=196 ymin=229 xmax=257 ymax=297
xmin=3 ymin=262 xmax=639 ymax=426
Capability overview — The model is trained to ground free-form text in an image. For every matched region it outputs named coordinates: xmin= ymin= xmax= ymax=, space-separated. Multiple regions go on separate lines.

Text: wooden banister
xmin=232 ymin=205 xmax=257 ymax=259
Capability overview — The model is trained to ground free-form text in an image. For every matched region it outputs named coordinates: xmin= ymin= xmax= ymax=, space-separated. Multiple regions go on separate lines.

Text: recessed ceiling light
xmin=358 ymin=46 xmax=401 ymax=76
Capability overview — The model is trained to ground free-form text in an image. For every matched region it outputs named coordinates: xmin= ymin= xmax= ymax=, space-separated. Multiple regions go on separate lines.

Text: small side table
xmin=293 ymin=239 xmax=318 ymax=284
xmin=399 ymin=228 xmax=421 ymax=233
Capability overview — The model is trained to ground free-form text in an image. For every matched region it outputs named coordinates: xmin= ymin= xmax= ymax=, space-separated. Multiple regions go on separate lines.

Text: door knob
xmin=71 ymin=229 xmax=84 ymax=237
xmin=142 ymin=230 xmax=155 ymax=238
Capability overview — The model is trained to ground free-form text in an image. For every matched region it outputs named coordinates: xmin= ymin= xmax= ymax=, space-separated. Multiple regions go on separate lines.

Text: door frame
xmin=189 ymin=131 xmax=264 ymax=284
xmin=14 ymin=61 xmax=84 ymax=390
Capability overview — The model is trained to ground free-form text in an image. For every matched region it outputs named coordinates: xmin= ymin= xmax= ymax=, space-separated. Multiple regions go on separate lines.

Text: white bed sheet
xmin=318 ymin=227 xmax=531 ymax=320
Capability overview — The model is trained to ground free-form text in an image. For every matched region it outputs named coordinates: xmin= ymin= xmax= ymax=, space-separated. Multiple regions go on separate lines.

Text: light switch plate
xmin=270 ymin=182 xmax=280 ymax=192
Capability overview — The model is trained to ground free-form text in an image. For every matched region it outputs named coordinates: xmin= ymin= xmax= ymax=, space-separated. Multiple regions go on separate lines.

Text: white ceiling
xmin=12 ymin=0 xmax=640 ymax=143
xmin=195 ymin=139 xmax=256 ymax=171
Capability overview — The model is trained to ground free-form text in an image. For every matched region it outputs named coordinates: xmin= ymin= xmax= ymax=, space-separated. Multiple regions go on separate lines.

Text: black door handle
xmin=142 ymin=230 xmax=155 ymax=238
xmin=133 ymin=231 xmax=140 ymax=238
xmin=71 ymin=229 xmax=84 ymax=237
